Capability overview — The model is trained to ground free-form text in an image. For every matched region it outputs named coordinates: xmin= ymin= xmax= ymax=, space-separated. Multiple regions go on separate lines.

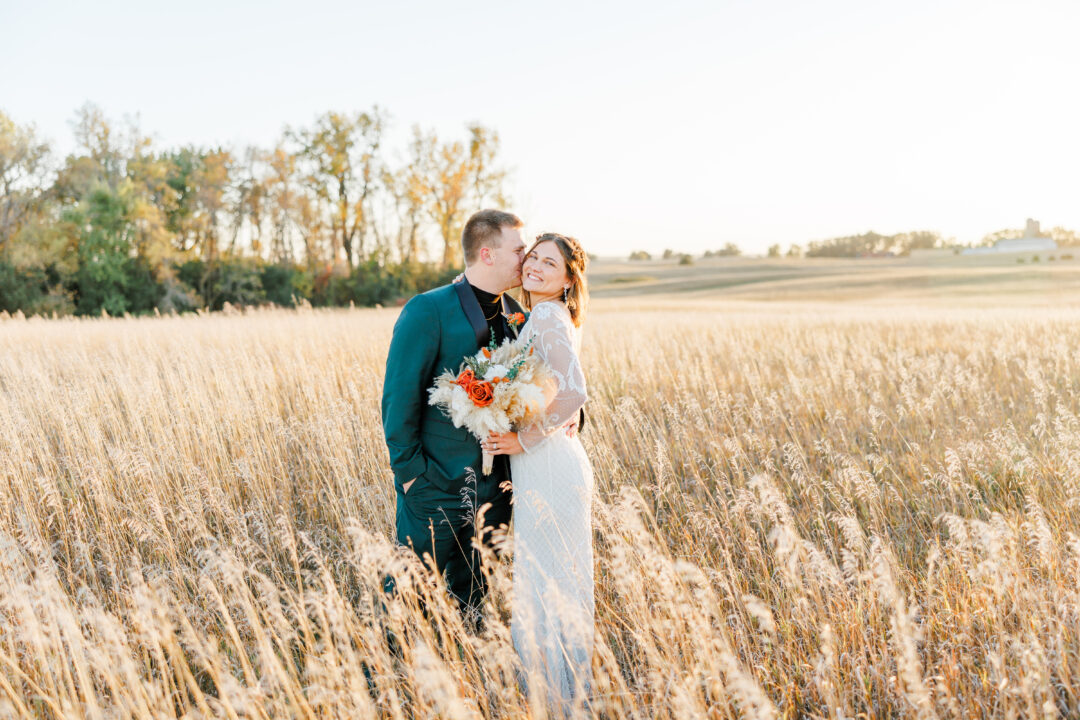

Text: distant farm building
xmin=963 ymin=219 xmax=1057 ymax=255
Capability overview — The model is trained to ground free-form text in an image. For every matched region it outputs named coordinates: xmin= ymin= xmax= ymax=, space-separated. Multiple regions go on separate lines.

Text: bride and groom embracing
xmin=381 ymin=209 xmax=594 ymax=708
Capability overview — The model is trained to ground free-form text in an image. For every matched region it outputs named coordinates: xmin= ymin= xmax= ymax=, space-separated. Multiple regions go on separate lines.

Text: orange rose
xmin=482 ymin=347 xmax=492 ymax=359
xmin=456 ymin=369 xmax=475 ymax=388
xmin=509 ymin=312 xmax=525 ymax=326
xmin=467 ymin=380 xmax=494 ymax=407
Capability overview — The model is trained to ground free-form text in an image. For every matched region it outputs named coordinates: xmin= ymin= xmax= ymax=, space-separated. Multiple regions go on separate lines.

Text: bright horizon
xmin=3 ymin=0 xmax=1079 ymax=257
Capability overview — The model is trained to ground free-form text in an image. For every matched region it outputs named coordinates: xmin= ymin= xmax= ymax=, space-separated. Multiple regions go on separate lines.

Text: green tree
xmin=0 ymin=262 xmax=46 ymax=313
xmin=69 ymin=183 xmax=136 ymax=315
xmin=165 ymin=147 xmax=232 ymax=260
xmin=767 ymin=244 xmax=781 ymax=258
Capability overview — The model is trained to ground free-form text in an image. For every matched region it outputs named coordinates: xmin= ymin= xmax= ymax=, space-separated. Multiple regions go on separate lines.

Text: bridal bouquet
xmin=428 ymin=327 xmax=552 ymax=474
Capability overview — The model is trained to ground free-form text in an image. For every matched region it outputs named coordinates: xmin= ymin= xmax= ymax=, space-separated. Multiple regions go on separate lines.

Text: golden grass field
xmin=2 ymin=273 xmax=1080 ymax=718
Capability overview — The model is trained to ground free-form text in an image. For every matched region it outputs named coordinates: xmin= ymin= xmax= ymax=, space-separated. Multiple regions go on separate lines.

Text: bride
xmin=482 ymin=232 xmax=594 ymax=711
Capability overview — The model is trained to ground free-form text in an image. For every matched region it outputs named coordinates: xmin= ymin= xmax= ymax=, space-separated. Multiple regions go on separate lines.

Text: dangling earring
xmin=562 ymin=286 xmax=569 ymax=303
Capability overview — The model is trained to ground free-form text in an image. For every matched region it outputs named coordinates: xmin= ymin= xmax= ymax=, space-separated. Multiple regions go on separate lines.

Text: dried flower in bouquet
xmin=428 ymin=329 xmax=552 ymax=474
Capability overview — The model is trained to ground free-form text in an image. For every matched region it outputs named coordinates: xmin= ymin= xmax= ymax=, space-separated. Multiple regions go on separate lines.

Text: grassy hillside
xmin=589 ymin=253 xmax=1080 ymax=304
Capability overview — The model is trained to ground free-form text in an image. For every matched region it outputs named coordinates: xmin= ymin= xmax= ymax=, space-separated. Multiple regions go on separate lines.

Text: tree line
xmin=0 ymin=105 xmax=510 ymax=315
xmin=803 ymin=231 xmax=944 ymax=258
xmin=804 ymin=226 xmax=1080 ymax=258
xmin=629 ymin=223 xmax=1080 ymax=265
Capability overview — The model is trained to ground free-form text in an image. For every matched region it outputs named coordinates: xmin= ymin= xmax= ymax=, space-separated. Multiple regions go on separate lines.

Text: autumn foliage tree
xmin=0 ymin=104 xmax=510 ymax=315
xmin=411 ymin=123 xmax=507 ymax=268
xmin=0 ymin=111 xmax=51 ymax=259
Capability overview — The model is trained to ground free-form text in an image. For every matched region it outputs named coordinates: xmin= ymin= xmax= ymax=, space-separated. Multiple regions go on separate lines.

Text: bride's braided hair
xmin=522 ymin=232 xmax=589 ymax=327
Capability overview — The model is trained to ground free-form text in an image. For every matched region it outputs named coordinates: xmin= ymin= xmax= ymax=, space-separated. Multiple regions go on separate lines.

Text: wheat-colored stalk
xmin=1 ymin=301 xmax=1079 ymax=717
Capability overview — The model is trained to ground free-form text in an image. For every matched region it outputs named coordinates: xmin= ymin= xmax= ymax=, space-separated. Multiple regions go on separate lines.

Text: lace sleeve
xmin=518 ymin=304 xmax=587 ymax=452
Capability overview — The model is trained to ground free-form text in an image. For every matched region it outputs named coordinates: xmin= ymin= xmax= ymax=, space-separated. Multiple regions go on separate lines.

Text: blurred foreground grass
xmin=1 ymin=299 xmax=1079 ymax=718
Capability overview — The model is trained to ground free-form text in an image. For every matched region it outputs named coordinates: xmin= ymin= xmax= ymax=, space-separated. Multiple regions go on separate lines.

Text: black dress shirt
xmin=471 ymin=285 xmax=506 ymax=346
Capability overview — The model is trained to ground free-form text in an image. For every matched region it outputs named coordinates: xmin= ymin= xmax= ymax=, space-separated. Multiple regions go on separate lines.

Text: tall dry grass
xmin=1 ymin=301 xmax=1079 ymax=718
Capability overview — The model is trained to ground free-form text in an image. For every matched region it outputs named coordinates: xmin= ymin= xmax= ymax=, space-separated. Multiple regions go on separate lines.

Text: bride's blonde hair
xmin=521 ymin=233 xmax=589 ymax=327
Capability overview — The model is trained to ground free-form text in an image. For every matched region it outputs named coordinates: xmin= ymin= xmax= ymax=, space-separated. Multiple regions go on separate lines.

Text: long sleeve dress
xmin=509 ymin=301 xmax=594 ymax=713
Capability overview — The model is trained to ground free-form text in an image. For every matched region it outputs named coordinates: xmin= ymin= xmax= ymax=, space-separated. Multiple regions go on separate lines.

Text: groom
xmin=381 ymin=209 xmax=527 ymax=617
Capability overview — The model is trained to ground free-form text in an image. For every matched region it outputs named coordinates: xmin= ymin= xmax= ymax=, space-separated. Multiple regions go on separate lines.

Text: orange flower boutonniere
xmin=505 ymin=312 xmax=527 ymax=330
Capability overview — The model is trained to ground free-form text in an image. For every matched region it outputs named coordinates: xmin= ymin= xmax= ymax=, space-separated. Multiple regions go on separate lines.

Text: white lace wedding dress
xmin=510 ymin=301 xmax=594 ymax=711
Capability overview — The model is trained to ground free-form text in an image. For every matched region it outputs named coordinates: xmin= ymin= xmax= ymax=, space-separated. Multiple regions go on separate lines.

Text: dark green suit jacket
xmin=381 ymin=279 xmax=525 ymax=495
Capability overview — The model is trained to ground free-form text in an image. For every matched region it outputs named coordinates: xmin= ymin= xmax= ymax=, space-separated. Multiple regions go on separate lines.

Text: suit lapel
xmin=454 ymin=278 xmax=489 ymax=348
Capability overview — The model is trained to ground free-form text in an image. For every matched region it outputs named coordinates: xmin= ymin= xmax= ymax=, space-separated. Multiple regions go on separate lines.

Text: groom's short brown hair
xmin=462 ymin=209 xmax=523 ymax=265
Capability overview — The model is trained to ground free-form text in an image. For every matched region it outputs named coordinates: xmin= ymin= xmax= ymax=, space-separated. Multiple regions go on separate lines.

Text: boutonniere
xmin=504 ymin=312 xmax=527 ymax=336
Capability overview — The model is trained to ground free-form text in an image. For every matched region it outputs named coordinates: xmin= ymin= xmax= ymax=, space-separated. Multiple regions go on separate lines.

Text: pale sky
xmin=2 ymin=0 xmax=1079 ymax=256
